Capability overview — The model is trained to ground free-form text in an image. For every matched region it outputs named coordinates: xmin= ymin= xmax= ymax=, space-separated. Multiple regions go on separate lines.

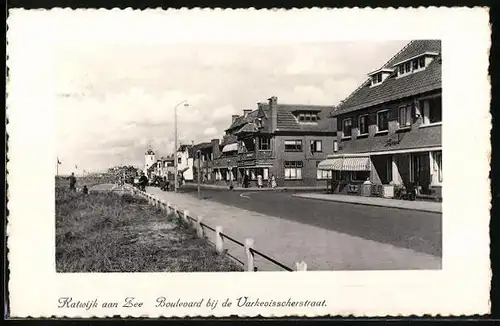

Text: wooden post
xmin=215 ymin=226 xmax=224 ymax=254
xmin=295 ymin=261 xmax=307 ymax=271
xmin=183 ymin=210 xmax=190 ymax=224
xmin=196 ymin=216 xmax=204 ymax=238
xmin=244 ymin=238 xmax=255 ymax=272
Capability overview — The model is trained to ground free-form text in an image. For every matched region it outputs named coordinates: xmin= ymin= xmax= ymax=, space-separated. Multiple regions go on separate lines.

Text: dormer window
xmin=394 ymin=52 xmax=439 ymax=78
xmin=296 ymin=111 xmax=319 ymax=123
xmin=368 ymin=68 xmax=393 ymax=87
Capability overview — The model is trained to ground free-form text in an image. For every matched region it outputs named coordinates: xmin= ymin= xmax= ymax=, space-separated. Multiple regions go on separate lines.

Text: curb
xmin=183 ymin=184 xmax=326 ymax=192
xmin=291 ymin=194 xmax=442 ymax=214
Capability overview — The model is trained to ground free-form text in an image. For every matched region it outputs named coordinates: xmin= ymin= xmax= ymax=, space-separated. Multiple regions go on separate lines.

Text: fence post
xmin=215 ymin=226 xmax=224 ymax=254
xmin=196 ymin=216 xmax=204 ymax=238
xmin=183 ymin=210 xmax=190 ymax=224
xmin=295 ymin=261 xmax=307 ymax=271
xmin=244 ymin=238 xmax=255 ymax=272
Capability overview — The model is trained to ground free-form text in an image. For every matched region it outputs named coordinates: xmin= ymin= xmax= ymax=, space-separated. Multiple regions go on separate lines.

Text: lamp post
xmin=197 ymin=150 xmax=201 ymax=199
xmin=174 ymin=100 xmax=189 ymax=193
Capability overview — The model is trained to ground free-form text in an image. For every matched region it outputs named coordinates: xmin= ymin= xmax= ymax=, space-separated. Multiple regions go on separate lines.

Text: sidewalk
xmin=293 ymin=193 xmax=442 ymax=214
xmin=144 ymin=187 xmax=441 ymax=271
xmin=183 ymin=183 xmax=326 ymax=192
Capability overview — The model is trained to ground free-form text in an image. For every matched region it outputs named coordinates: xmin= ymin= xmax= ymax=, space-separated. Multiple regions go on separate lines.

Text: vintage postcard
xmin=6 ymin=7 xmax=491 ymax=318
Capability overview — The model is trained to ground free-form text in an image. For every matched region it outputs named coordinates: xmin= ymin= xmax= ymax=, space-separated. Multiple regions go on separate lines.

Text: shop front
xmin=318 ymin=155 xmax=372 ymax=196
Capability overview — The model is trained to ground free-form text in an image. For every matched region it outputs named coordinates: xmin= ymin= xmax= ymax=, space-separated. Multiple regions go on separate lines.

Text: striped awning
xmin=318 ymin=156 xmax=371 ymax=171
xmin=318 ymin=158 xmax=343 ymax=170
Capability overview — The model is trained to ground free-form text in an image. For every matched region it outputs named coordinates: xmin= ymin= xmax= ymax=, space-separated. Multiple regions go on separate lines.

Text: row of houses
xmin=145 ymin=40 xmax=442 ymax=199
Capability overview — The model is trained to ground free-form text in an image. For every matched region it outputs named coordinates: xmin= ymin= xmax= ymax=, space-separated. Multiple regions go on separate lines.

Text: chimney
xmin=232 ymin=115 xmax=239 ymax=123
xmin=269 ymin=96 xmax=278 ymax=132
xmin=243 ymin=109 xmax=252 ymax=117
xmin=211 ymin=138 xmax=220 ymax=159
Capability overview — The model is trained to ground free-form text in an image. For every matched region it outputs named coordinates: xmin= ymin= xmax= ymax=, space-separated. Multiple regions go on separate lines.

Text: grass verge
xmin=55 ymin=186 xmax=243 ymax=272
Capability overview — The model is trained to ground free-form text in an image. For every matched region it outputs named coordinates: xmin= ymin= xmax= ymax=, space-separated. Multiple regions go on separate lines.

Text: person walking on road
xmin=271 ymin=174 xmax=277 ymax=189
xmin=68 ymin=172 xmax=77 ymax=192
xmin=257 ymin=174 xmax=263 ymax=188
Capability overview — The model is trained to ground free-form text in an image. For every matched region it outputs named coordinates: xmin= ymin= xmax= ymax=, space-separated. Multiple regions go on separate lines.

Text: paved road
xmin=177 ymin=188 xmax=441 ymax=257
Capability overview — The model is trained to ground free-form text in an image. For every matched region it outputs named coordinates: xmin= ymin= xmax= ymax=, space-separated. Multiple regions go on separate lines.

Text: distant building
xmin=176 ymin=144 xmax=194 ymax=181
xmin=144 ymin=149 xmax=155 ymax=176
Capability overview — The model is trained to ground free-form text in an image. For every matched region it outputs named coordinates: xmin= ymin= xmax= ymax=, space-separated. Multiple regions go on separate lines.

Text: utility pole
xmin=197 ymin=150 xmax=201 ymax=199
xmin=174 ymin=100 xmax=189 ymax=193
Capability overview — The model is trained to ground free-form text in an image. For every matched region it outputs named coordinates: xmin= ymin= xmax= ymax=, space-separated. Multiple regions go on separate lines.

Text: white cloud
xmin=38 ymin=29 xmax=407 ymax=173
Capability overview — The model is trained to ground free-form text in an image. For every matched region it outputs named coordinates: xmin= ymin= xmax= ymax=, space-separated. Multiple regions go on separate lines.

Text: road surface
xmin=178 ymin=187 xmax=441 ymax=257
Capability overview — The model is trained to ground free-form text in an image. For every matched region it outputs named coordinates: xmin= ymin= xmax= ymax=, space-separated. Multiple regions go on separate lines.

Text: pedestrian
xmin=243 ymin=174 xmax=249 ymax=188
xmin=257 ymin=174 xmax=263 ymax=188
xmin=82 ymin=185 xmax=89 ymax=195
xmin=271 ymin=174 xmax=277 ymax=189
xmin=68 ymin=172 xmax=77 ymax=192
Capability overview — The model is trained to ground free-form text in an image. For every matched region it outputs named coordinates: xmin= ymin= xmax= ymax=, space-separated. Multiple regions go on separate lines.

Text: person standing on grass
xmin=68 ymin=172 xmax=77 ymax=192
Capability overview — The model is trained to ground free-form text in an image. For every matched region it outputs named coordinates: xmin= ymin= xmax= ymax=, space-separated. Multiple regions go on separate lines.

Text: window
xmin=405 ymin=62 xmax=411 ymax=73
xmin=420 ymin=97 xmax=442 ymax=125
xmin=310 ymin=140 xmax=322 ymax=153
xmin=297 ymin=112 xmax=319 ymax=123
xmin=259 ymin=137 xmax=271 ymax=150
xmin=371 ymin=73 xmax=383 ymax=86
xmin=342 ymin=118 xmax=352 ymax=138
xmin=433 ymin=151 xmax=443 ymax=183
xmin=376 ymin=110 xmax=389 ymax=132
xmin=398 ymin=105 xmax=412 ymax=128
xmin=419 ymin=57 xmax=426 ymax=68
xmin=358 ymin=115 xmax=368 ymax=135
xmin=284 ymin=161 xmax=303 ymax=180
xmin=399 ymin=65 xmax=404 ymax=74
xmin=412 ymin=59 xmax=419 ymax=70
xmin=351 ymin=171 xmax=370 ymax=182
xmin=284 ymin=140 xmax=302 ymax=152
xmin=316 ymin=161 xmax=332 ymax=179
xmin=177 ymin=157 xmax=182 ymax=164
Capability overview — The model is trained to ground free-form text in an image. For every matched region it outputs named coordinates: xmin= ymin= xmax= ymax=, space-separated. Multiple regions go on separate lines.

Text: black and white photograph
xmin=6 ymin=8 xmax=490 ymax=318
xmin=54 ymin=39 xmax=442 ymax=273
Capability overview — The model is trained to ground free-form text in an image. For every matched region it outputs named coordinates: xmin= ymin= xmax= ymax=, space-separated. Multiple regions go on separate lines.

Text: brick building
xmin=210 ymin=96 xmax=336 ymax=187
xmin=318 ymin=40 xmax=442 ymax=199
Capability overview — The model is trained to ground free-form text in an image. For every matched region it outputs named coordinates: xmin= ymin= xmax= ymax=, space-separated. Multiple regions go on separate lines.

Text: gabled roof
xmin=192 ymin=142 xmax=213 ymax=153
xmin=226 ymin=106 xmax=271 ymax=132
xmin=331 ymin=40 xmax=442 ymax=117
xmin=225 ymin=102 xmax=335 ymax=134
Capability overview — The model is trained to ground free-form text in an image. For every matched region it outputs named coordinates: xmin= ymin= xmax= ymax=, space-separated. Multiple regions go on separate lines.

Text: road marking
xmin=240 ymin=192 xmax=254 ymax=199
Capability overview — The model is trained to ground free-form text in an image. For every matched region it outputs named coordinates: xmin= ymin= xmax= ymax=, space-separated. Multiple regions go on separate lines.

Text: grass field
xmin=55 ymin=182 xmax=243 ymax=272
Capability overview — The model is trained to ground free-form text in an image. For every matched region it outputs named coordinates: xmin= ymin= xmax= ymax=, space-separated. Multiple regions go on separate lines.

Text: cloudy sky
xmin=13 ymin=11 xmax=408 ymax=174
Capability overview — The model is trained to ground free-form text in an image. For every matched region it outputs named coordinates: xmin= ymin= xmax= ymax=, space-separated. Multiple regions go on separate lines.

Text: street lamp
xmin=174 ymin=100 xmax=189 ymax=193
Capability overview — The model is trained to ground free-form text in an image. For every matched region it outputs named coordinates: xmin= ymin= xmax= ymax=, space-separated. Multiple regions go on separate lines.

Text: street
xmin=178 ymin=187 xmax=442 ymax=257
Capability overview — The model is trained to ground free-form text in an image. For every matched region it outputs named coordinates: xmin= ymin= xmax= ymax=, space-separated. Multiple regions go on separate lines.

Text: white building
xmin=144 ymin=149 xmax=156 ymax=176
xmin=177 ymin=144 xmax=194 ymax=181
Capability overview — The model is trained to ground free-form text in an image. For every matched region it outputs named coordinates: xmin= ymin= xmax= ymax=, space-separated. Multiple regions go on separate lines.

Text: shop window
xmin=358 ymin=115 xmax=368 ymax=135
xmin=284 ymin=140 xmax=302 ymax=152
xmin=316 ymin=161 xmax=332 ymax=179
xmin=350 ymin=171 xmax=370 ymax=182
xmin=310 ymin=140 xmax=322 ymax=153
xmin=284 ymin=161 xmax=303 ymax=180
xmin=398 ymin=105 xmax=412 ymax=128
xmin=259 ymin=137 xmax=271 ymax=150
xmin=342 ymin=118 xmax=352 ymax=138
xmin=376 ymin=110 xmax=389 ymax=132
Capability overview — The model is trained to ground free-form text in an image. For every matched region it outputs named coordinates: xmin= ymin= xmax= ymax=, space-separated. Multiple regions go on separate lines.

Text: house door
xmin=412 ymin=153 xmax=431 ymax=190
